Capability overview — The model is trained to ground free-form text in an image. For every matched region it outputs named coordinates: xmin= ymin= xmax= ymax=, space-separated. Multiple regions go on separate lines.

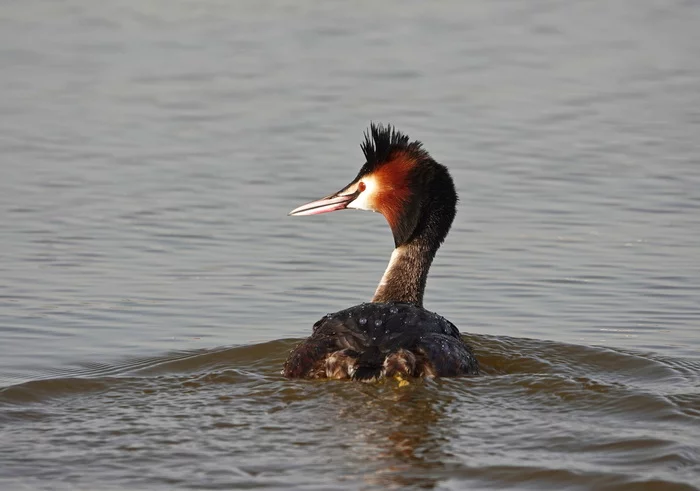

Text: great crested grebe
xmin=283 ymin=124 xmax=478 ymax=381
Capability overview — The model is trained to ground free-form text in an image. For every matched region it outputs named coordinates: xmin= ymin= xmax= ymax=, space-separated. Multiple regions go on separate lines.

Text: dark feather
xmin=351 ymin=345 xmax=384 ymax=382
xmin=357 ymin=123 xmax=428 ymax=174
xmin=283 ymin=303 xmax=478 ymax=380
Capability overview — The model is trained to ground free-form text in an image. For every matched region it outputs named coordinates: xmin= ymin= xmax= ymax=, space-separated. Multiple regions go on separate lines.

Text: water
xmin=1 ymin=0 xmax=699 ymax=489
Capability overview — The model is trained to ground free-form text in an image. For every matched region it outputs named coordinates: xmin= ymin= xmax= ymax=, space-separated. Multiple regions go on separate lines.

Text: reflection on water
xmin=1 ymin=0 xmax=700 ymax=488
xmin=1 ymin=337 xmax=699 ymax=490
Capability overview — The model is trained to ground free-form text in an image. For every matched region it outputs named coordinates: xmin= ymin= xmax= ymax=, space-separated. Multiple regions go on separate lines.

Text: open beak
xmin=288 ymin=188 xmax=360 ymax=216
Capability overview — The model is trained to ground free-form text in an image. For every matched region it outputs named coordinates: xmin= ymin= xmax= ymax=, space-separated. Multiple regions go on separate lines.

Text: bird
xmin=283 ymin=123 xmax=478 ymax=381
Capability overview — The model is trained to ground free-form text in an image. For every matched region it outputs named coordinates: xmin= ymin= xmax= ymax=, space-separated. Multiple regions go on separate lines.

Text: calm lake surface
xmin=1 ymin=0 xmax=699 ymax=489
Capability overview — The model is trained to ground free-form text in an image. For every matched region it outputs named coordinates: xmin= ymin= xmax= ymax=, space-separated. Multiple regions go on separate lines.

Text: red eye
xmin=358 ymin=181 xmax=366 ymax=192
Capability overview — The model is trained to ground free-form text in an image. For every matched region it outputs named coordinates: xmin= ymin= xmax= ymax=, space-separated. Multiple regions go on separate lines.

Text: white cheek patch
xmin=347 ymin=175 xmax=378 ymax=211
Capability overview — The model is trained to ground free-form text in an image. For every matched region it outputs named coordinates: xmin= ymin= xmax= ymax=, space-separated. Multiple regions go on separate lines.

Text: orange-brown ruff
xmin=284 ymin=124 xmax=478 ymax=381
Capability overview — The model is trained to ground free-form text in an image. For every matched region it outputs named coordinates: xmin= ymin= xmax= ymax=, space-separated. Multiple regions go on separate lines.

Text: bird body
xmin=283 ymin=302 xmax=477 ymax=381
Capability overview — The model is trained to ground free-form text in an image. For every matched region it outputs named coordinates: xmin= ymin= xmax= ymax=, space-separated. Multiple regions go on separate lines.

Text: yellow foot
xmin=394 ymin=374 xmax=410 ymax=387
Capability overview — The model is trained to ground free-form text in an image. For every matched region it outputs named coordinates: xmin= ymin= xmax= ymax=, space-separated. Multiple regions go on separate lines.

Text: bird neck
xmin=370 ymin=161 xmax=457 ymax=308
xmin=371 ymin=235 xmax=438 ymax=308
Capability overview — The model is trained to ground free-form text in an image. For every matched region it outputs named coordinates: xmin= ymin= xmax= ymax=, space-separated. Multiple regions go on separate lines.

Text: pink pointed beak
xmin=288 ymin=189 xmax=360 ymax=216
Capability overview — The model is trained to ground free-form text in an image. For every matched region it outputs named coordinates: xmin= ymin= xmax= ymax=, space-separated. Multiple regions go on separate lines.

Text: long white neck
xmin=371 ymin=240 xmax=435 ymax=308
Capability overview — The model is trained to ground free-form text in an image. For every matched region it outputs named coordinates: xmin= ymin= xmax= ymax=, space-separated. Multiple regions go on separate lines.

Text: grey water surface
xmin=1 ymin=0 xmax=700 ymax=489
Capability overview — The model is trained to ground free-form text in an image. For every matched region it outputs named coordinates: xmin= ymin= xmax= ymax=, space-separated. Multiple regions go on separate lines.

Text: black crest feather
xmin=360 ymin=123 xmax=424 ymax=170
